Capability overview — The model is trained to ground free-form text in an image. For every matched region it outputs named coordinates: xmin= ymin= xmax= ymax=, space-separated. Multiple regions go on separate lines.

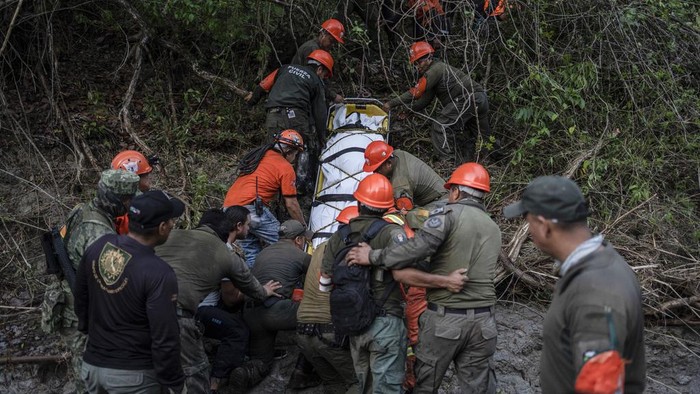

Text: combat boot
xmin=229 ymin=359 xmax=268 ymax=391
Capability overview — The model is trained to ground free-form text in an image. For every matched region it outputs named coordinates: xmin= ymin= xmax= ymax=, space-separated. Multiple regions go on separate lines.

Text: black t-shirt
xmin=74 ymin=234 xmax=184 ymax=387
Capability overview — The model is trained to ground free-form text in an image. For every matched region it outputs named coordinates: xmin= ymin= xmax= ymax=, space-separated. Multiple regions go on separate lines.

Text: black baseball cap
xmin=278 ymin=220 xmax=313 ymax=239
xmin=503 ymin=176 xmax=590 ymax=222
xmin=128 ymin=190 xmax=185 ymax=229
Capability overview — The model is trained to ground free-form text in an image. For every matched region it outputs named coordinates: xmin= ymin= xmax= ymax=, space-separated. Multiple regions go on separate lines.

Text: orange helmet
xmin=111 ymin=150 xmax=152 ymax=175
xmin=444 ymin=162 xmax=491 ymax=192
xmin=321 ymin=18 xmax=345 ymax=44
xmin=307 ymin=49 xmax=334 ymax=77
xmin=275 ymin=129 xmax=304 ymax=151
xmin=409 ymin=41 xmax=435 ymax=64
xmin=353 ymin=174 xmax=395 ymax=209
xmin=336 ymin=205 xmax=359 ymax=224
xmin=362 ymin=141 xmax=394 ymax=172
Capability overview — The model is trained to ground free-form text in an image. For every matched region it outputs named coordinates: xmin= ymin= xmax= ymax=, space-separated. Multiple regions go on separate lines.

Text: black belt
xmin=297 ymin=323 xmax=335 ymax=336
xmin=427 ymin=302 xmax=491 ymax=315
xmin=268 ymin=107 xmax=301 ymax=114
xmin=176 ymin=307 xmax=195 ymax=319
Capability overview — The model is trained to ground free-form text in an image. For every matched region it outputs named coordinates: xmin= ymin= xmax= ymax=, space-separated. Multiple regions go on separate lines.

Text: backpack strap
xmin=361 ymin=218 xmax=397 ymax=311
xmin=361 ymin=219 xmax=390 ymax=242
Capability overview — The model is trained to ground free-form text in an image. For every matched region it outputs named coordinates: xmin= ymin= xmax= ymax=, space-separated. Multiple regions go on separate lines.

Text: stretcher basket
xmin=307 ymin=98 xmax=390 ymax=250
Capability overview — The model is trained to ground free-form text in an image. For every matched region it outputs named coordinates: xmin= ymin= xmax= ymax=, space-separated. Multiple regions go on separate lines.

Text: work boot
xmin=229 ymin=359 xmax=268 ymax=391
xmin=286 ymin=368 xmax=322 ymax=390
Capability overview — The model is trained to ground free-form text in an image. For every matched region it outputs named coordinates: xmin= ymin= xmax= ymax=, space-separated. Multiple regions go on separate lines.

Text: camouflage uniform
xmin=40 ymin=170 xmax=139 ymax=392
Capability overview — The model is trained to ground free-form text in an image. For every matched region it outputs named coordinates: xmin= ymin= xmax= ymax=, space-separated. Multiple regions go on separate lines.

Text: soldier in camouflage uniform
xmin=41 ymin=169 xmax=139 ymax=393
xmin=346 ymin=163 xmax=502 ymax=393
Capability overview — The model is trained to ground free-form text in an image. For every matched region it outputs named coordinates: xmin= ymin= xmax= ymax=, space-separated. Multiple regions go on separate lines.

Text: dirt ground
xmin=1 ymin=299 xmax=698 ymax=394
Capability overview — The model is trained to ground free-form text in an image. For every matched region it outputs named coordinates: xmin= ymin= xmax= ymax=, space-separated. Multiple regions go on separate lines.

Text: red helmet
xmin=336 ymin=205 xmax=359 ymax=224
xmin=307 ymin=49 xmax=334 ymax=77
xmin=275 ymin=129 xmax=304 ymax=151
xmin=362 ymin=141 xmax=394 ymax=173
xmin=321 ymin=18 xmax=345 ymax=44
xmin=353 ymin=174 xmax=395 ymax=209
xmin=409 ymin=41 xmax=435 ymax=64
xmin=111 ymin=150 xmax=152 ymax=175
xmin=444 ymin=162 xmax=491 ymax=192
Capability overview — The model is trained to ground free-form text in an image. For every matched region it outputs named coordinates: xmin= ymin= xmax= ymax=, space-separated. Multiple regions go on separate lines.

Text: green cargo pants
xmin=350 ymin=315 xmax=407 ymax=394
xmin=414 ymin=306 xmax=497 ymax=394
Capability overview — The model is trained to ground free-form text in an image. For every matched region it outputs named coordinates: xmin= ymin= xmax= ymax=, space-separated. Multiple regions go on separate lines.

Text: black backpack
xmin=330 ymin=219 xmax=395 ymax=336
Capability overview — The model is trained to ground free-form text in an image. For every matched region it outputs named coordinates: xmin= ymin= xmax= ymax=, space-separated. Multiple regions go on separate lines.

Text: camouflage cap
xmin=99 ymin=169 xmax=139 ymax=196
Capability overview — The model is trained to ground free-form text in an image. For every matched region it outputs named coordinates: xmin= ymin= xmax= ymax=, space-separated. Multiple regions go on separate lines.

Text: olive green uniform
xmin=369 ymin=199 xmax=502 ymax=393
xmin=541 ymin=243 xmax=645 ymax=393
xmin=390 ymin=150 xmax=446 ymax=207
xmin=297 ymin=242 xmax=359 ymax=393
xmin=322 ymin=215 xmax=409 ymax=394
xmin=291 ymin=39 xmax=338 ymax=103
xmin=389 ymin=149 xmax=447 ymax=228
xmin=388 ymin=61 xmax=491 ymax=161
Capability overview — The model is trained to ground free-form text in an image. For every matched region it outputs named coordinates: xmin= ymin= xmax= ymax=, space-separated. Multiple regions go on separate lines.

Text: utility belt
xmin=296 ymin=323 xmax=349 ymax=349
xmin=268 ymin=106 xmax=303 ymax=118
xmin=427 ymin=302 xmax=492 ymax=316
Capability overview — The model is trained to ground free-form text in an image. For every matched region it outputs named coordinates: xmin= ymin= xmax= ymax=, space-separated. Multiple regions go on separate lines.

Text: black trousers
xmin=196 ymin=306 xmax=250 ymax=379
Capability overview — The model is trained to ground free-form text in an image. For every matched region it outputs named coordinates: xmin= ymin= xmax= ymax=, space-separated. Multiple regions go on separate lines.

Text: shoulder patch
xmin=392 ymin=232 xmax=407 ymax=244
xmin=429 ymin=206 xmax=445 ymax=216
xmin=426 ymin=216 xmax=443 ymax=228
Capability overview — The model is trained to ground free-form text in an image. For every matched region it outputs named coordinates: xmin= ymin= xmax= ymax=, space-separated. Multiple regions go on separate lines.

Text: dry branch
xmin=655 ymin=296 xmax=700 ymax=316
xmin=0 ymin=353 xmax=69 ymax=365
xmin=118 ymin=33 xmax=152 ymax=154
xmin=0 ymin=0 xmax=24 ymax=57
xmin=115 ymin=0 xmax=250 ymax=99
xmin=497 ymin=128 xmax=621 ymax=287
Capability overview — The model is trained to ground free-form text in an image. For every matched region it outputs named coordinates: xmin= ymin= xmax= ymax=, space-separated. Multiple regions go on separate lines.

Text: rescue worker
xmin=156 ymin=208 xmax=282 ymax=393
xmin=384 ymin=41 xmax=494 ymax=163
xmin=295 ymin=206 xmax=361 ymax=394
xmin=320 ymin=174 xmax=409 ymax=393
xmin=111 ymin=149 xmax=156 ymax=234
xmin=245 ymin=50 xmax=333 ymax=195
xmin=235 ymin=220 xmax=312 ymax=391
xmin=291 ymin=18 xmax=345 ymax=104
xmin=346 ymin=163 xmax=502 ymax=393
xmin=40 ymin=169 xmax=139 ymax=394
xmin=111 ymin=149 xmax=155 ymax=193
xmin=363 ymin=140 xmax=447 ymax=228
xmin=74 ymin=190 xmax=185 ymax=393
xmin=195 ymin=206 xmax=283 ymax=393
xmin=223 ymin=129 xmax=306 ymax=267
xmin=503 ymin=176 xmax=645 ymax=393
xmin=406 ymin=0 xmax=450 ymax=47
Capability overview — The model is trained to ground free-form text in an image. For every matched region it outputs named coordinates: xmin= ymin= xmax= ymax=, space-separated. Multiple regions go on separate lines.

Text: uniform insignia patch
xmin=426 ymin=216 xmax=443 ymax=228
xmin=393 ymin=233 xmax=407 ymax=244
xmin=98 ymin=242 xmax=131 ymax=286
xmin=429 ymin=206 xmax=444 ymax=215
